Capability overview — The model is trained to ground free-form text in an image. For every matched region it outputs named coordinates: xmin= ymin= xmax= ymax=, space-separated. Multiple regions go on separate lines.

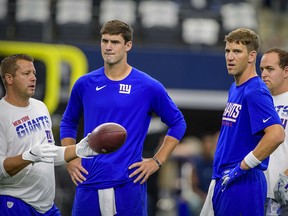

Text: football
xmin=88 ymin=122 xmax=127 ymax=154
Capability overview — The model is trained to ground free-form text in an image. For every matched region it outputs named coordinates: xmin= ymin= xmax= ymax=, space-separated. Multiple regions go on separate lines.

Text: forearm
xmin=54 ymin=145 xmax=78 ymax=166
xmin=2 ymin=155 xmax=31 ymax=177
xmin=58 ymin=136 xmax=96 ymax=164
xmin=64 ymin=145 xmax=78 ymax=163
xmin=153 ymin=135 xmax=180 ymax=165
xmin=253 ymin=125 xmax=284 ymax=160
xmin=61 ymin=137 xmax=76 ymax=146
xmin=242 ymin=124 xmax=284 ymax=169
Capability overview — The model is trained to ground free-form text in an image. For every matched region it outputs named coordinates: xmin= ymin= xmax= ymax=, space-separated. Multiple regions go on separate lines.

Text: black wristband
xmin=153 ymin=156 xmax=162 ymax=168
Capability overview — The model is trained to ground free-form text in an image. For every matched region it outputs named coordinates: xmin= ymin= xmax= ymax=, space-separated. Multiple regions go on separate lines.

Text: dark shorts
xmin=212 ymin=169 xmax=267 ymax=216
xmin=72 ymin=181 xmax=147 ymax=216
xmin=0 ymin=195 xmax=60 ymax=216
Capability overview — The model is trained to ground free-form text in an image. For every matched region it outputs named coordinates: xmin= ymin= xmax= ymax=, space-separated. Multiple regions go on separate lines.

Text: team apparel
xmin=265 ymin=92 xmax=288 ymax=199
xmin=60 ymin=67 xmax=186 ymax=215
xmin=0 ymin=195 xmax=60 ymax=216
xmin=0 ymin=98 xmax=58 ymax=214
xmin=212 ymin=77 xmax=282 ymax=215
xmin=213 ymin=168 xmax=267 ymax=215
xmin=264 ymin=91 xmax=288 ymax=215
xmin=72 ymin=181 xmax=147 ymax=215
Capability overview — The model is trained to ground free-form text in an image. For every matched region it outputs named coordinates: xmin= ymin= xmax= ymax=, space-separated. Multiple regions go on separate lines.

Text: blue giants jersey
xmin=212 ymin=76 xmax=282 ymax=179
xmin=60 ymin=67 xmax=186 ymax=189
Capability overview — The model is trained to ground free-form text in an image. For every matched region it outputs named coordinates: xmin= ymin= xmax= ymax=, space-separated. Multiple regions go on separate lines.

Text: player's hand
xmin=75 ymin=134 xmax=99 ymax=158
xmin=128 ymin=158 xmax=160 ymax=184
xmin=66 ymin=158 xmax=88 ymax=186
xmin=22 ymin=143 xmax=58 ymax=163
xmin=221 ymin=163 xmax=247 ymax=191
xmin=274 ymin=173 xmax=288 ymax=205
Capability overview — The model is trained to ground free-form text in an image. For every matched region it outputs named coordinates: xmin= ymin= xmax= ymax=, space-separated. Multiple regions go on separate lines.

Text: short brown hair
xmin=100 ymin=19 xmax=134 ymax=44
xmin=0 ymin=54 xmax=34 ymax=86
xmin=224 ymin=28 xmax=260 ymax=53
xmin=263 ymin=48 xmax=288 ymax=70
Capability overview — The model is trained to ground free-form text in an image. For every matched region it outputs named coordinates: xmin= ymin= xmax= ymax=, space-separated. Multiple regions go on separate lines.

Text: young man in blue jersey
xmin=200 ymin=28 xmax=285 ymax=216
xmin=260 ymin=48 xmax=288 ymax=216
xmin=60 ymin=19 xmax=187 ymax=216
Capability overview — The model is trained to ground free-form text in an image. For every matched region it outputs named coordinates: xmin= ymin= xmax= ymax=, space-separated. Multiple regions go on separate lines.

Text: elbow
xmin=275 ymin=125 xmax=285 ymax=146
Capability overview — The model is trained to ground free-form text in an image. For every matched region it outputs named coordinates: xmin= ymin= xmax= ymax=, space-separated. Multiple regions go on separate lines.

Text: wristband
xmin=244 ymin=151 xmax=261 ymax=168
xmin=152 ymin=156 xmax=162 ymax=168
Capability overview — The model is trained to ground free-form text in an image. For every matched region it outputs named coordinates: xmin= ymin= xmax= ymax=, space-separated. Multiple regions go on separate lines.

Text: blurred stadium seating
xmin=15 ymin=0 xmax=52 ymax=41
xmin=55 ymin=0 xmax=94 ymax=42
xmin=0 ymin=0 xmax=271 ymax=49
xmin=0 ymin=0 xmax=9 ymax=39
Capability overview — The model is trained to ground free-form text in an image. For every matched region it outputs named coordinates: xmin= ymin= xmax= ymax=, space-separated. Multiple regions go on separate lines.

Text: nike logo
xmin=96 ymin=85 xmax=107 ymax=91
xmin=7 ymin=201 xmax=14 ymax=208
xmin=263 ymin=116 xmax=272 ymax=123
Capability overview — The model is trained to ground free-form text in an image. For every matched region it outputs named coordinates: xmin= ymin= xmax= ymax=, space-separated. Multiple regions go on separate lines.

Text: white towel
xmin=98 ymin=188 xmax=117 ymax=216
xmin=200 ymin=179 xmax=215 ymax=216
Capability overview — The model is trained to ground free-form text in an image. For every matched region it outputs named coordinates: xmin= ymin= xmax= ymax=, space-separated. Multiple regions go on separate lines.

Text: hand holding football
xmin=88 ymin=122 xmax=127 ymax=154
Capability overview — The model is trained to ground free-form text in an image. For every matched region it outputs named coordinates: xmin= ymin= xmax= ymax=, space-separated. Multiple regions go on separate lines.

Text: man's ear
xmin=5 ymin=73 xmax=13 ymax=85
xmin=125 ymin=41 xmax=132 ymax=52
xmin=284 ymin=66 xmax=288 ymax=78
xmin=248 ymin=50 xmax=257 ymax=64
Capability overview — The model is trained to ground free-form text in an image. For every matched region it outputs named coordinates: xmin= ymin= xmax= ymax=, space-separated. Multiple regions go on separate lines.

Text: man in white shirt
xmin=0 ymin=54 xmax=97 ymax=215
xmin=261 ymin=48 xmax=288 ymax=216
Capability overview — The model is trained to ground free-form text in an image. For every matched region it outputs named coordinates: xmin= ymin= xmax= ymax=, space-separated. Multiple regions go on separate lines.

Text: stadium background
xmin=0 ymin=0 xmax=287 ymax=215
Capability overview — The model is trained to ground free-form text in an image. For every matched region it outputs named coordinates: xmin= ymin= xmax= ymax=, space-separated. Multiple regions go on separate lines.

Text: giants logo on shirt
xmin=14 ymin=115 xmax=51 ymax=138
xmin=45 ymin=130 xmax=53 ymax=143
xmin=275 ymin=105 xmax=288 ymax=129
xmin=119 ymin=84 xmax=131 ymax=94
xmin=222 ymin=103 xmax=242 ymax=126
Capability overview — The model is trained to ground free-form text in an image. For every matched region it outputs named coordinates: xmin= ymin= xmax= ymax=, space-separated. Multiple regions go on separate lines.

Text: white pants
xmin=200 ymin=180 xmax=215 ymax=216
xmin=99 ymin=188 xmax=117 ymax=216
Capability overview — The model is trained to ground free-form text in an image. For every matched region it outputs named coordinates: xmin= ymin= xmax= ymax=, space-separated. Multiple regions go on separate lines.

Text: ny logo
xmin=119 ymin=84 xmax=131 ymax=94
xmin=45 ymin=130 xmax=53 ymax=143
